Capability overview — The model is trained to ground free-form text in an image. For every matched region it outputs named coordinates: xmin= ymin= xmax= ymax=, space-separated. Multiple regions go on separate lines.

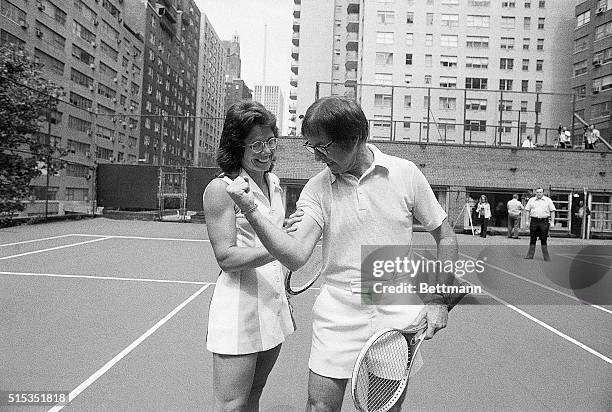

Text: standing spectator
xmin=573 ymin=200 xmax=590 ymax=238
xmin=507 ymin=194 xmax=523 ymax=239
xmin=524 ymin=188 xmax=556 ymax=261
xmin=522 ymin=135 xmax=535 ymax=148
xmin=476 ymin=195 xmax=491 ymax=238
xmin=584 ymin=124 xmax=600 ymax=149
xmin=559 ymin=127 xmax=572 ymax=149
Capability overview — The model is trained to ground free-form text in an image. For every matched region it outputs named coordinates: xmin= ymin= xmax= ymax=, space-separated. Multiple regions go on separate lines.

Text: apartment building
xmin=0 ymin=0 xmax=144 ymax=213
xmin=291 ymin=0 xmax=574 ymax=145
xmin=572 ymin=0 xmax=612 ymax=140
xmin=254 ymin=84 xmax=285 ymax=134
xmin=124 ymin=0 xmax=200 ymax=167
xmin=195 ymin=13 xmax=225 ymax=167
xmin=222 ymin=33 xmax=253 ymax=114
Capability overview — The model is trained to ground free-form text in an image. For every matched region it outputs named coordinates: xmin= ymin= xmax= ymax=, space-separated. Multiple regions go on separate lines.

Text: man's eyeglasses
xmin=245 ymin=138 xmax=278 ymax=153
xmin=303 ymin=140 xmax=334 ymax=155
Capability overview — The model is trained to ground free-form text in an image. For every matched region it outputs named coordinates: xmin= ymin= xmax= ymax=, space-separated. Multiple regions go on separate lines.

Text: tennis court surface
xmin=1 ymin=218 xmax=610 ymax=411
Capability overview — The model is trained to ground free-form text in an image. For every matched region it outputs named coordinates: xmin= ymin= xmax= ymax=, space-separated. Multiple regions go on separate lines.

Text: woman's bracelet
xmin=242 ymin=203 xmax=258 ymax=215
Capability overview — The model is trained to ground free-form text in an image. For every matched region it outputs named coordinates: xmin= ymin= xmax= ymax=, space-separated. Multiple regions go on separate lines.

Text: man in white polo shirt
xmin=524 ymin=187 xmax=556 ymax=261
xmin=226 ymin=96 xmax=458 ymax=411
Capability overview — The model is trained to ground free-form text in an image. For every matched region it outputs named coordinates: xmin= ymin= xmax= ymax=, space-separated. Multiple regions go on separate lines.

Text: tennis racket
xmin=284 ymin=269 xmax=321 ymax=295
xmin=351 ymin=282 xmax=470 ymax=412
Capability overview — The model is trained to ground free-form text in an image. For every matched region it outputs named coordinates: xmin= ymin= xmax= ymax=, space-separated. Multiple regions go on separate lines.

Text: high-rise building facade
xmin=125 ymin=0 xmax=200 ymax=166
xmin=195 ymin=13 xmax=224 ymax=167
xmin=254 ymin=84 xmax=285 ymax=134
xmin=222 ymin=33 xmax=241 ymax=82
xmin=1 ymin=0 xmax=144 ymax=212
xmin=225 ymin=78 xmax=253 ymax=113
xmin=572 ymin=0 xmax=612 ymax=142
xmin=291 ymin=0 xmax=574 ymax=145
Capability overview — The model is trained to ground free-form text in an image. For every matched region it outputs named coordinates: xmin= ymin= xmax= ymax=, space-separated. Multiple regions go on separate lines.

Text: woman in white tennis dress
xmin=203 ymin=101 xmax=294 ymax=411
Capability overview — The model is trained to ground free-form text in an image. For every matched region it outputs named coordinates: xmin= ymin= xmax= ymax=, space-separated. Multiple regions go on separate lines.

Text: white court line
xmin=47 ymin=284 xmax=211 ymax=412
xmin=459 ymin=252 xmax=612 ymax=316
xmin=463 ymin=280 xmax=612 ymax=365
xmin=0 ymin=237 xmax=111 ymax=261
xmin=0 ymin=234 xmax=76 ymax=248
xmin=0 ymin=271 xmax=209 ymax=286
xmin=69 ymin=234 xmax=210 ymax=242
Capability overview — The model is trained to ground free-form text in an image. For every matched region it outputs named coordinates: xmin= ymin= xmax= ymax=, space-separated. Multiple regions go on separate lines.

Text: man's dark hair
xmin=217 ymin=100 xmax=278 ymax=174
xmin=301 ymin=96 xmax=369 ymax=147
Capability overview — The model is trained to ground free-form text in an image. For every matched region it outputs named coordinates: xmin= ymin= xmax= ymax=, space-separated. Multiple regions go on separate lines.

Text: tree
xmin=0 ymin=44 xmax=65 ymax=220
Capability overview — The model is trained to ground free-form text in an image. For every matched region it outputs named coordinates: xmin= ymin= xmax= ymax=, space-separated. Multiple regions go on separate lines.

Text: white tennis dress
xmin=206 ymin=170 xmax=295 ymax=355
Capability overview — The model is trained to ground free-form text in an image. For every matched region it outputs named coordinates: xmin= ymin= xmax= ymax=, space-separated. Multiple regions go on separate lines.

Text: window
xmin=501 ymin=16 xmax=515 ymax=29
xmin=576 ymin=11 xmax=590 ymax=29
xmin=66 ymin=164 xmax=90 ymax=179
xmin=376 ymin=52 xmax=393 ymax=65
xmin=522 ymin=59 xmax=529 ymax=70
xmin=574 ymin=35 xmax=589 ymax=53
xmin=377 ymin=11 xmax=395 ymax=24
xmin=442 ymin=0 xmax=459 ymax=3
xmin=466 ymin=99 xmax=487 ymax=111
xmin=536 ymin=60 xmax=543 ymax=71
xmin=539 ymin=0 xmax=545 ymax=7
xmin=466 ymin=56 xmax=488 ymax=68
xmin=500 ymin=58 xmax=514 ymax=70
xmin=425 ymin=34 xmax=433 ymax=47
xmin=499 ymin=79 xmax=513 ymax=90
xmin=537 ymin=38 xmax=544 ymax=50
xmin=374 ymin=94 xmax=392 ymax=107
xmin=425 ymin=54 xmax=432 ymax=67
xmin=74 ymin=0 xmax=97 ymax=24
xmin=524 ymin=1 xmax=531 ymax=7
xmin=406 ymin=33 xmax=413 ymax=46
xmin=426 ymin=13 xmax=434 ymax=25
xmin=424 ymin=75 xmax=432 ymax=84
xmin=35 ymin=22 xmax=66 ymax=51
xmin=70 ymin=68 xmax=93 ymax=88
xmin=466 ymin=36 xmax=489 ymax=48
xmin=522 ymin=80 xmax=528 ymax=92
xmin=35 ymin=48 xmax=64 ymax=75
xmin=524 ymin=17 xmax=531 ymax=29
xmin=1 ymin=29 xmax=25 ymax=47
xmin=468 ymin=0 xmax=490 ymax=5
xmin=100 ymin=41 xmax=118 ymax=61
xmin=72 ymin=44 xmax=94 ymax=65
xmin=465 ymin=120 xmax=487 ymax=132
xmin=523 ymin=38 xmax=530 ymax=50
xmin=595 ymin=22 xmax=612 ymax=40
xmin=467 ymin=15 xmax=490 ymax=27
xmin=592 ymin=101 xmax=611 ymax=118
xmin=440 ymin=55 xmax=458 ymax=68
xmin=403 ymin=117 xmax=411 ymax=129
xmin=502 ymin=1 xmax=515 ymax=7
xmin=574 ymin=60 xmax=588 ymax=76
xmin=405 ymin=53 xmax=412 ymax=65
xmin=439 ymin=76 xmax=457 ymax=88
xmin=439 ymin=97 xmax=456 ymax=110
xmin=0 ymin=0 xmax=26 ymax=25
xmin=538 ymin=18 xmax=545 ymax=29
xmin=573 ymin=85 xmax=586 ymax=99
xmin=441 ymin=14 xmax=459 ymax=27
xmin=97 ymin=83 xmax=116 ymax=99
xmin=441 ymin=35 xmax=458 ymax=47
xmin=404 ymin=95 xmax=412 ymax=108
xmin=535 ymin=80 xmax=543 ymax=92
xmin=406 ymin=12 xmax=414 ymax=24
xmin=501 ymin=37 xmax=515 ymax=50
xmin=404 ymin=74 xmax=412 ymax=84
xmin=72 ymin=21 xmax=96 ymax=43
xmin=465 ymin=77 xmax=488 ymax=89
xmin=375 ymin=73 xmax=392 ymax=85
xmin=376 ymin=32 xmax=394 ymax=44
xmin=102 ymin=0 xmax=119 ymax=18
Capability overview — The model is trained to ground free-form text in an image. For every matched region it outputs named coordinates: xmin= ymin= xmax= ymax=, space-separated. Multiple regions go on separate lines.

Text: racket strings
xmin=355 ymin=331 xmax=414 ymax=411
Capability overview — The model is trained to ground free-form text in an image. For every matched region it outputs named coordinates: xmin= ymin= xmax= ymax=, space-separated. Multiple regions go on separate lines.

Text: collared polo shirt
xmin=525 ymin=195 xmax=556 ymax=219
xmin=297 ymin=144 xmax=447 ymax=286
xmin=507 ymin=198 xmax=523 ymax=217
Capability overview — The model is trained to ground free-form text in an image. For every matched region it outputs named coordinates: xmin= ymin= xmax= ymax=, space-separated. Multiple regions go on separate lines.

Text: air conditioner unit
xmin=86 ymin=152 xmax=92 ymax=158
xmin=20 ymin=20 xmax=28 ymax=29
xmin=89 ymin=85 xmax=95 ymax=91
xmin=91 ymin=41 xmax=97 ymax=48
xmin=597 ymin=6 xmax=606 ymax=14
xmin=112 ymin=98 xmax=117 ymax=103
xmin=130 ymin=106 xmax=135 ymax=111
xmin=592 ymin=87 xmax=601 ymax=94
xmin=35 ymin=28 xmax=43 ymax=37
xmin=593 ymin=59 xmax=602 ymax=66
xmin=38 ymin=3 xmax=45 ymax=11
xmin=93 ymin=19 xmax=99 ymax=26
xmin=117 ymin=38 xmax=122 ymax=44
xmin=112 ymin=116 xmax=117 ymax=123
xmin=87 ymin=130 xmax=93 ymax=136
xmin=90 ymin=63 xmax=96 ymax=69
xmin=113 ymin=77 xmax=118 ymax=83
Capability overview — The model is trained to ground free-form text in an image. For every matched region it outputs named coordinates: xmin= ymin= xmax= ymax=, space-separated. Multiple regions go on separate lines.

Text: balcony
xmin=347 ymin=0 xmax=360 ymax=14
xmin=345 ymin=51 xmax=358 ymax=70
xmin=347 ymin=13 xmax=359 ymax=32
xmin=291 ymin=59 xmax=299 ymax=74
xmin=293 ymin=18 xmax=300 ymax=32
xmin=291 ymin=45 xmax=299 ymax=60
xmin=293 ymin=4 xmax=300 ymax=18
xmin=289 ymin=89 xmax=297 ymax=100
xmin=345 ymin=70 xmax=357 ymax=85
xmin=346 ymin=32 xmax=358 ymax=51
xmin=289 ymin=103 xmax=297 ymax=114
xmin=292 ymin=32 xmax=300 ymax=46
xmin=290 ymin=74 xmax=298 ymax=87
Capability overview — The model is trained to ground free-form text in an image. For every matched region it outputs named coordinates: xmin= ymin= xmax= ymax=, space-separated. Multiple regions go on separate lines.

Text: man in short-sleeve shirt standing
xmin=226 ymin=96 xmax=458 ymax=411
xmin=524 ymin=188 xmax=556 ymax=261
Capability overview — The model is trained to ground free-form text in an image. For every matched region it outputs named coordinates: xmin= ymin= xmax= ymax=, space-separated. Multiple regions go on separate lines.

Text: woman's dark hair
xmin=479 ymin=195 xmax=488 ymax=203
xmin=217 ymin=100 xmax=278 ymax=174
xmin=301 ymin=96 xmax=368 ymax=147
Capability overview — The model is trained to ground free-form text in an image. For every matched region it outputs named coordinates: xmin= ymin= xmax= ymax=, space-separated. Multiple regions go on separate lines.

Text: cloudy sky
xmin=196 ymin=0 xmax=293 ymax=132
